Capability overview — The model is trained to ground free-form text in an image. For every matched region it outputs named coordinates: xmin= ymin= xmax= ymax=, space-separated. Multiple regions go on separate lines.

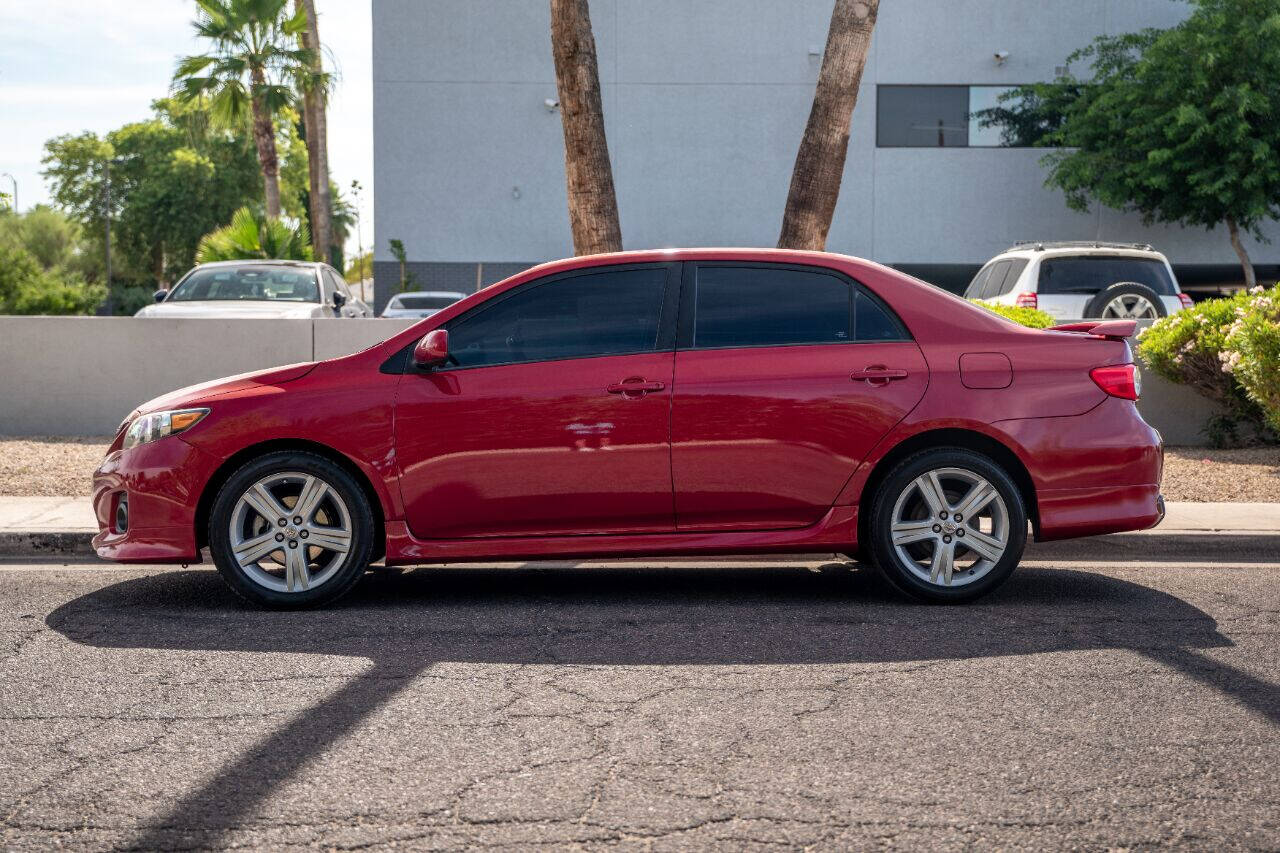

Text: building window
xmin=876 ymin=85 xmax=1028 ymax=148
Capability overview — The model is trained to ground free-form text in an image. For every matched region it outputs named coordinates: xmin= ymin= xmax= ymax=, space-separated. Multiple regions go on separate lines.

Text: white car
xmin=964 ymin=242 xmax=1193 ymax=321
xmin=380 ymin=291 xmax=467 ymax=318
xmin=136 ymin=260 xmax=372 ymax=318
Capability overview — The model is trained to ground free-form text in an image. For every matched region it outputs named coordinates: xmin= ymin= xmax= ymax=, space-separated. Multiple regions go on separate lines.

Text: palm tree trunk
xmin=296 ymin=0 xmax=333 ymax=264
xmin=778 ymin=0 xmax=880 ymax=250
xmin=549 ymin=0 xmax=621 ymax=256
xmin=249 ymin=67 xmax=283 ymax=218
xmin=1226 ymin=216 xmax=1257 ymax=289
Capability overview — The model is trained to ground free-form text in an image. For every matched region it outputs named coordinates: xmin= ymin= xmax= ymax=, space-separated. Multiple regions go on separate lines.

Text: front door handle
xmin=607 ymin=377 xmax=665 ymax=398
xmin=852 ymin=366 xmax=908 ymax=385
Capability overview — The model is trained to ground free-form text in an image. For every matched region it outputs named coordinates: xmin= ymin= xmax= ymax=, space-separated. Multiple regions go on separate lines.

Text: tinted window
xmin=694 ymin=267 xmax=850 ymax=349
xmin=978 ymin=261 xmax=1011 ymax=299
xmin=878 ymin=85 xmax=1033 ymax=148
xmin=446 ymin=268 xmax=667 ymax=368
xmin=398 ymin=294 xmax=462 ymax=310
xmin=1038 ymin=257 xmax=1176 ymax=296
xmin=964 ymin=263 xmax=995 ymax=299
xmin=996 ymin=259 xmax=1028 ymax=296
xmin=855 ymin=291 xmax=908 ymax=341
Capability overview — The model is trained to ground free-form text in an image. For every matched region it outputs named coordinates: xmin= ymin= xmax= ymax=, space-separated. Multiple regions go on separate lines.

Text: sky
xmin=0 ymin=0 xmax=373 ymax=257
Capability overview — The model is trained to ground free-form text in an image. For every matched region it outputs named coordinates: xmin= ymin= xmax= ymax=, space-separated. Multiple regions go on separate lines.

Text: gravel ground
xmin=0 ymin=437 xmax=1277 ymax=502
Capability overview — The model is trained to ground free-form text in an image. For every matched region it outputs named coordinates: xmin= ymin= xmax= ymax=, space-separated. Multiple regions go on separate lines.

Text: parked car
xmin=135 ymin=261 xmax=372 ymax=318
xmin=964 ymin=242 xmax=1193 ymax=321
xmin=381 ymin=290 xmax=467 ymax=318
xmin=94 ymin=249 xmax=1163 ymax=608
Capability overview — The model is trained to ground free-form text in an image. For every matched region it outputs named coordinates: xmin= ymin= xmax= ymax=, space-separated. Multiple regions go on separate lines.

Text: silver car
xmin=136 ymin=261 xmax=373 ymax=318
xmin=380 ymin=290 xmax=468 ymax=318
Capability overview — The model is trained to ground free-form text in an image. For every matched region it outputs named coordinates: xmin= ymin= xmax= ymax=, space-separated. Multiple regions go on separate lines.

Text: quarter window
xmin=446 ymin=267 xmax=668 ymax=368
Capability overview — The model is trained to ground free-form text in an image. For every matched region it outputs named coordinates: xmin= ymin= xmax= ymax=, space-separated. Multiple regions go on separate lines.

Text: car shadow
xmin=44 ymin=562 xmax=1276 ymax=848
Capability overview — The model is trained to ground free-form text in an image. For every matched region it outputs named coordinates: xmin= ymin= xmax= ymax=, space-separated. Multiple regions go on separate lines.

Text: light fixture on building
xmin=993 ymin=50 xmax=1010 ymax=65
xmin=544 ymin=97 xmax=560 ymax=112
xmin=512 ymin=186 xmax=522 ymax=200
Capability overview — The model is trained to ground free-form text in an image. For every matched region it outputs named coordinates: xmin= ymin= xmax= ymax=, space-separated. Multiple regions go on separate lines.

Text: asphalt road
xmin=1 ymin=556 xmax=1277 ymax=850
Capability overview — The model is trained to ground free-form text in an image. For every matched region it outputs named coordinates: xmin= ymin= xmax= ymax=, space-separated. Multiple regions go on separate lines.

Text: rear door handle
xmin=852 ymin=366 xmax=908 ymax=385
xmin=607 ymin=378 xmax=665 ymax=397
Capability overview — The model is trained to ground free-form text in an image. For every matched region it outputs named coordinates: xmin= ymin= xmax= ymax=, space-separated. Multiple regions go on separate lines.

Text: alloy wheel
xmin=1101 ymin=294 xmax=1159 ymax=320
xmin=889 ymin=467 xmax=1010 ymax=588
xmin=228 ymin=471 xmax=353 ymax=593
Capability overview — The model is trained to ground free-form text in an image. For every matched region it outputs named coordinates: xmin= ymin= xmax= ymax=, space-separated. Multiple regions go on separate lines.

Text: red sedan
xmin=92 ymin=249 xmax=1163 ymax=607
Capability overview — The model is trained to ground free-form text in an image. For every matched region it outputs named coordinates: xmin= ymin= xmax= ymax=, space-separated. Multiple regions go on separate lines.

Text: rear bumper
xmin=996 ymin=397 xmax=1164 ymax=542
xmin=91 ymin=437 xmax=221 ymax=563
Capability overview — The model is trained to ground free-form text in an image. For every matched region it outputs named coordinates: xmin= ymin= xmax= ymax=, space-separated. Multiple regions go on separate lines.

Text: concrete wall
xmin=0 ymin=319 xmax=416 ymax=436
xmin=0 ymin=317 xmax=1223 ymax=443
xmin=372 ymin=0 xmax=1280 ymax=311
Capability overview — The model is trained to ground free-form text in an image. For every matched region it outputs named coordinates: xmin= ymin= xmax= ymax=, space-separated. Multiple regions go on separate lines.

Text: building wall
xmin=371 ymin=0 xmax=1279 ymax=311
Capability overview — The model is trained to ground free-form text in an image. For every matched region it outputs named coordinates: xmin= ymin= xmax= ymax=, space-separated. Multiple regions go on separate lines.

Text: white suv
xmin=964 ymin=242 xmax=1193 ymax=321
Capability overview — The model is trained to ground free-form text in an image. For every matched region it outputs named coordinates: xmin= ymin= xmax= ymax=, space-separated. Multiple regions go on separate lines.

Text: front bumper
xmin=91 ymin=437 xmax=222 ymax=563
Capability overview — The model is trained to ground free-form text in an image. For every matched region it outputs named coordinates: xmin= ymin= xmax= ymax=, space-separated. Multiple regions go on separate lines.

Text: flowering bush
xmin=969 ymin=300 xmax=1055 ymax=329
xmin=1137 ymin=285 xmax=1280 ymax=443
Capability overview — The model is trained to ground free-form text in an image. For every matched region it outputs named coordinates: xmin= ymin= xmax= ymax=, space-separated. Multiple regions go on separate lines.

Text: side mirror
xmin=153 ymin=289 xmax=169 ymax=303
xmin=413 ymin=329 xmax=449 ymax=369
xmin=332 ymin=290 xmax=348 ymax=309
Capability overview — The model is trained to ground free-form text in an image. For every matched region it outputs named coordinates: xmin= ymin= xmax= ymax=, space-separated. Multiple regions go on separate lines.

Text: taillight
xmin=1090 ymin=364 xmax=1141 ymax=400
xmin=1015 ymin=292 xmax=1037 ymax=309
xmin=1177 ymin=292 xmax=1194 ymax=309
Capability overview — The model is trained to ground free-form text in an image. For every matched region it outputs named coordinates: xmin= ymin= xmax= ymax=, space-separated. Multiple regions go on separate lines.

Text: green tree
xmin=979 ymin=0 xmax=1280 ymax=287
xmin=195 ymin=205 xmax=313 ymax=262
xmin=344 ymin=250 xmax=372 ymax=284
xmin=173 ymin=0 xmax=312 ymax=217
xmin=42 ymin=98 xmax=262 ymax=308
xmin=387 ymin=237 xmax=414 ymax=291
xmin=0 ymin=235 xmax=104 ymax=316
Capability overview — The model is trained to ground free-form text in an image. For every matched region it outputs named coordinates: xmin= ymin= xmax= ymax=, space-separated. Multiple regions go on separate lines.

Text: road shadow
xmin=44 ymin=562 xmax=1275 ymax=849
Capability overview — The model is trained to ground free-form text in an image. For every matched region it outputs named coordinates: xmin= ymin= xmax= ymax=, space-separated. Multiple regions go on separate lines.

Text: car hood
xmin=135 ymin=300 xmax=322 ymax=319
xmin=125 ymin=362 xmax=317 ymax=424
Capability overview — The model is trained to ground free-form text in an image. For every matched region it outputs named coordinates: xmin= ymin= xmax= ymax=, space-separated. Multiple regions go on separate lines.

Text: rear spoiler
xmin=1048 ymin=320 xmax=1136 ymax=341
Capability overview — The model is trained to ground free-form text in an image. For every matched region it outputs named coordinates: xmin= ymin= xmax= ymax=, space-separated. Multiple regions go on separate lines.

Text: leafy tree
xmin=978 ymin=0 xmax=1280 ymax=287
xmin=0 ymin=237 xmax=104 ymax=316
xmin=343 ymin=250 xmax=372 ymax=284
xmin=387 ymin=237 xmax=415 ymax=291
xmin=195 ymin=205 xmax=313 ymax=262
xmin=173 ymin=0 xmax=312 ymax=217
xmin=42 ymin=98 xmax=262 ymax=307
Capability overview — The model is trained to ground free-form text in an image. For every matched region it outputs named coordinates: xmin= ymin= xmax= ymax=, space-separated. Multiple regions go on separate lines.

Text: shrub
xmin=969 ymin=300 xmax=1055 ymax=329
xmin=1137 ymin=285 xmax=1279 ymax=444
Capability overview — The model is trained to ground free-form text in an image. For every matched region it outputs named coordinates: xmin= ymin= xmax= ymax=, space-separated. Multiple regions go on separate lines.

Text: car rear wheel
xmin=1085 ymin=281 xmax=1167 ymax=320
xmin=209 ymin=451 xmax=374 ymax=609
xmin=866 ymin=448 xmax=1026 ymax=603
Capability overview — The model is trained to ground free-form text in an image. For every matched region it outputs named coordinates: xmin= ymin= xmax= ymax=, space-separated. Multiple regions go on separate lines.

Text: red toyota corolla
xmin=92 ymin=249 xmax=1163 ymax=607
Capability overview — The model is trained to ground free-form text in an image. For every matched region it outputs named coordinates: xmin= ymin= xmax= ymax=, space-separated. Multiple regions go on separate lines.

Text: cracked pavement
xmin=0 ymin=557 xmax=1277 ymax=850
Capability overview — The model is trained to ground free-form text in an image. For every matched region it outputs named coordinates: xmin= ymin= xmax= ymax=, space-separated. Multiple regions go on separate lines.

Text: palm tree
xmin=778 ymin=0 xmax=880 ymax=250
xmin=549 ymin=0 xmax=622 ymax=255
xmin=294 ymin=0 xmax=333 ymax=264
xmin=173 ymin=0 xmax=313 ymax=218
xmin=196 ymin=206 xmax=313 ymax=262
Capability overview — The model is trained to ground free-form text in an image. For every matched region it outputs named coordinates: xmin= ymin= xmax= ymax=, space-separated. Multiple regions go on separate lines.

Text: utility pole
xmin=0 ymin=173 xmax=16 ymax=212
xmin=103 ymin=159 xmax=113 ymax=315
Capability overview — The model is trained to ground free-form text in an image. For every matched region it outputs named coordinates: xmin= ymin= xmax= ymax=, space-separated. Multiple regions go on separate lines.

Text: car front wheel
xmin=208 ymin=451 xmax=375 ymax=609
xmin=866 ymin=448 xmax=1027 ymax=603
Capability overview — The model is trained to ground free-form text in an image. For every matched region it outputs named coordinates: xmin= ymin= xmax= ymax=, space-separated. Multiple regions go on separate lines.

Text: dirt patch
xmin=0 ymin=437 xmax=110 ymax=496
xmin=1163 ymin=447 xmax=1280 ymax=502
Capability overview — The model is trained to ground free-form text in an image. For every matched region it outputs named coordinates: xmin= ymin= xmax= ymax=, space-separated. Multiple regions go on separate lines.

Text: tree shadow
xmin=44 ymin=562 xmax=1276 ymax=849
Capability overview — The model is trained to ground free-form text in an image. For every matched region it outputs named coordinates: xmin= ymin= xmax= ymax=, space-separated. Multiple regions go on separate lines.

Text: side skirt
xmin=383 ymin=506 xmax=859 ymax=565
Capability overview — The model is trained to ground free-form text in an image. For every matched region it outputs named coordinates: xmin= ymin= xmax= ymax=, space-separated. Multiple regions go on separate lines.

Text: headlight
xmin=122 ymin=408 xmax=209 ymax=450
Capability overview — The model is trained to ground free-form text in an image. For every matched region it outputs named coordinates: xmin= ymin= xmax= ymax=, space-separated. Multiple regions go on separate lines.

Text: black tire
xmin=865 ymin=448 xmax=1027 ymax=603
xmin=208 ymin=451 xmax=375 ymax=609
xmin=1084 ymin=281 xmax=1167 ymax=319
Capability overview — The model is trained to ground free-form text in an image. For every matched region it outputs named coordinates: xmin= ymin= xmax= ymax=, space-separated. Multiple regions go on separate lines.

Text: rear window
xmin=1038 ymin=257 xmax=1177 ymax=296
xmin=397 ymin=294 xmax=461 ymax=310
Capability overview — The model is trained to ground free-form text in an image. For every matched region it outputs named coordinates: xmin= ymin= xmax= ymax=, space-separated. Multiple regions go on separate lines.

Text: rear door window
xmin=693 ymin=266 xmax=850 ymax=348
xmin=1038 ymin=257 xmax=1177 ymax=295
xmin=963 ymin=263 xmax=995 ymax=298
xmin=993 ymin=259 xmax=1028 ymax=296
xmin=978 ymin=261 xmax=1012 ymax=299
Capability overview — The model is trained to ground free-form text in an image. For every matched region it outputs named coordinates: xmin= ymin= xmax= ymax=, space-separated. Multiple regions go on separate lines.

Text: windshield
xmin=168 ymin=266 xmax=320 ymax=303
xmin=1038 ymin=257 xmax=1177 ymax=296
xmin=394 ymin=294 xmax=462 ymax=310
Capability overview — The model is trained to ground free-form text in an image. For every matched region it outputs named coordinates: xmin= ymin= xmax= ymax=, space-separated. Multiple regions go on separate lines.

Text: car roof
xmin=989 ymin=244 xmax=1169 ymax=263
xmin=393 ymin=291 xmax=467 ymax=299
xmin=193 ymin=260 xmax=324 ymax=270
